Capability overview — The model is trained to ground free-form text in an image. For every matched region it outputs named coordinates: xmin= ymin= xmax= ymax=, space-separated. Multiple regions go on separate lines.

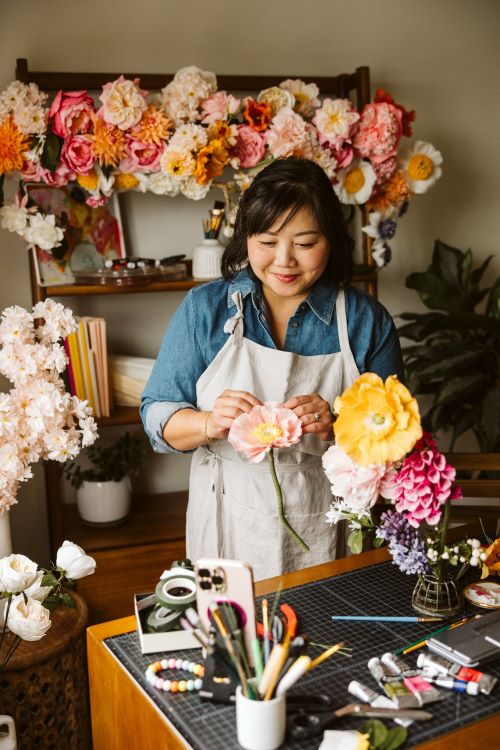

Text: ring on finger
xmin=313 ymin=411 xmax=321 ymax=422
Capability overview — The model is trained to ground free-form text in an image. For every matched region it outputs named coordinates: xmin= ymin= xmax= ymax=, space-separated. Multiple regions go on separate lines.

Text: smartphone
xmin=195 ymin=558 xmax=257 ymax=666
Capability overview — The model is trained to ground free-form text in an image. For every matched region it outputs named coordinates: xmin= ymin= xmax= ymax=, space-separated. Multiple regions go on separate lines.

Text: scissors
xmin=286 ymin=694 xmax=432 ymax=740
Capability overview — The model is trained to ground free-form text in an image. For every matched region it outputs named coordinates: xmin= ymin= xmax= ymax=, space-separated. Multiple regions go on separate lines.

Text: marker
xmin=276 ymin=655 xmax=311 ymax=696
xmin=421 ymin=674 xmax=479 ymax=695
xmin=331 ymin=615 xmax=443 ymax=623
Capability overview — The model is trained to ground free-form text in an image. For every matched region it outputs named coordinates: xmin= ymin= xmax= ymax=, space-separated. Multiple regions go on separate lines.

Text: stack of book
xmin=64 ymin=317 xmax=110 ymax=418
xmin=108 ymin=354 xmax=155 ymax=407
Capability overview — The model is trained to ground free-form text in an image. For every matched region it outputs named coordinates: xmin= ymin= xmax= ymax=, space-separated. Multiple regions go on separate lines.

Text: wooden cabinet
xmin=18 ymin=58 xmax=378 ymax=622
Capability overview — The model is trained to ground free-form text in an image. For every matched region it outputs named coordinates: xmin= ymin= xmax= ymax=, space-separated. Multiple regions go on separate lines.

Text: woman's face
xmin=247 ymin=205 xmax=330 ymax=303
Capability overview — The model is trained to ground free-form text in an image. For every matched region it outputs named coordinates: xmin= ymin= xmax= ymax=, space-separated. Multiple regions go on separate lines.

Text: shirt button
xmin=299 ymin=304 xmax=306 ymax=312
xmin=260 ymin=314 xmax=266 ymax=322
xmin=291 ymin=321 xmax=299 ymax=328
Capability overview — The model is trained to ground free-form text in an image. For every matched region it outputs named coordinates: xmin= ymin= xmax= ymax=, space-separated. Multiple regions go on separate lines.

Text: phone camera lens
xmin=199 ymin=580 xmax=211 ymax=590
xmin=211 ymin=575 xmax=224 ymax=585
xmin=198 ymin=568 xmax=210 ymax=578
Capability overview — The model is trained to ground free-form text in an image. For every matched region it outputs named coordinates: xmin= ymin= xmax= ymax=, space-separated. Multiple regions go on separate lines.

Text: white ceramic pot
xmin=76 ymin=476 xmax=131 ymax=526
xmin=192 ymin=239 xmax=224 ymax=279
xmin=0 ymin=716 xmax=17 ymax=750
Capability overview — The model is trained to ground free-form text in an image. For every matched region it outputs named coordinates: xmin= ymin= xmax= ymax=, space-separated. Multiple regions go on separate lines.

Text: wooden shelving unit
xmin=18 ymin=58 xmax=378 ymax=622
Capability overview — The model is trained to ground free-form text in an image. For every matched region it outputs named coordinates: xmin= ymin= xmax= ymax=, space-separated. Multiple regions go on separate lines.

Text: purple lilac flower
xmin=378 ymin=218 xmax=397 ymax=240
xmin=376 ymin=509 xmax=430 ymax=575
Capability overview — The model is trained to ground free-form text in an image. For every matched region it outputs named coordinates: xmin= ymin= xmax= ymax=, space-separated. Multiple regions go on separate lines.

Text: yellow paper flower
xmin=480 ymin=537 xmax=500 ymax=579
xmin=77 ymin=170 xmax=99 ymax=191
xmin=333 ymin=373 xmax=422 ymax=467
xmin=0 ymin=115 xmax=30 ymax=174
xmin=113 ymin=172 xmax=139 ymax=190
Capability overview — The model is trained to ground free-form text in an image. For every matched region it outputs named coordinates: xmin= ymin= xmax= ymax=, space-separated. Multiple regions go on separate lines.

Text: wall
xmin=0 ymin=0 xmax=498 ymax=561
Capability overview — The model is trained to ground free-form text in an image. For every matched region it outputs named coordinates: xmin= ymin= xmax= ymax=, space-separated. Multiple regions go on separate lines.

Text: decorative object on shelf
xmin=192 ymin=238 xmax=225 ymax=280
xmin=73 ymin=254 xmax=188 ymax=286
xmin=62 ymin=431 xmax=148 ymax=526
xmin=0 ymin=298 xmax=98 ymax=554
xmin=398 ymin=239 xmax=500 ymax=453
xmin=0 ymin=69 xmax=442 ymax=270
xmin=26 ymin=185 xmax=125 ymax=286
xmin=322 ymin=373 xmax=489 ymax=616
xmin=228 ymin=403 xmax=309 ymax=551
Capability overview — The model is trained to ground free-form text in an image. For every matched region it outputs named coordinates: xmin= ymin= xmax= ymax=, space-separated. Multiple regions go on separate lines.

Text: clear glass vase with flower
xmin=323 ymin=373 xmax=487 ymax=617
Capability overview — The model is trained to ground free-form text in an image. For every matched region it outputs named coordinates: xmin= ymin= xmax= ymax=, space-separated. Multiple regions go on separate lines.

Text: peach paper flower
xmin=228 ymin=403 xmax=309 ymax=551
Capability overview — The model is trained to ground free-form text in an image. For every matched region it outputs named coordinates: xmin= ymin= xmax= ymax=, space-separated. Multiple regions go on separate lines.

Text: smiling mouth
xmin=272 ymin=273 xmax=299 ymax=282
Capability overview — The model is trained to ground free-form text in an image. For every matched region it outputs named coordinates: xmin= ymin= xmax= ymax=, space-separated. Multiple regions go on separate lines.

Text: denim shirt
xmin=141 ymin=268 xmax=404 ymax=454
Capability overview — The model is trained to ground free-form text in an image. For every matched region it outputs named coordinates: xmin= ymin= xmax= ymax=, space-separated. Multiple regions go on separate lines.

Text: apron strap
xmin=336 ymin=288 xmax=359 ymax=379
xmin=198 ymin=446 xmax=225 ymax=557
xmin=223 ymin=291 xmax=245 ymax=347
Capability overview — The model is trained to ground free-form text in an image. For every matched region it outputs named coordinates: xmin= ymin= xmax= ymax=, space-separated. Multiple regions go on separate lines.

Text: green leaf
xmin=379 ymin=726 xmax=408 ymax=750
xmin=406 ymin=272 xmax=458 ymax=312
xmin=480 ymin=388 xmax=500 ymax=452
xmin=41 ymin=132 xmax=63 ymax=172
xmin=470 ymin=254 xmax=493 ymax=287
xmin=435 ymin=373 xmax=490 ymax=406
xmin=460 ymin=248 xmax=472 ymax=291
xmin=362 ymin=719 xmax=388 ymax=748
xmin=373 ymin=535 xmax=385 ymax=548
xmin=347 ymin=529 xmax=363 ymax=555
xmin=60 ymin=593 xmax=76 ymax=609
xmin=430 ymin=239 xmax=463 ymax=292
xmin=41 ymin=572 xmax=59 ymax=588
xmin=486 ymin=277 xmax=500 ymax=320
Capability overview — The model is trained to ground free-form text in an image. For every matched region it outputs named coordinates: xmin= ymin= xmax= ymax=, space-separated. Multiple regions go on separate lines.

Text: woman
xmin=141 ymin=157 xmax=404 ymax=580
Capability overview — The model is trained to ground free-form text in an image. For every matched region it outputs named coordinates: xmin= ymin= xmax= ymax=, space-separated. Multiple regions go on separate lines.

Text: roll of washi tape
xmin=146 ymin=604 xmax=183 ymax=633
xmin=155 ymin=573 xmax=197 ymax=612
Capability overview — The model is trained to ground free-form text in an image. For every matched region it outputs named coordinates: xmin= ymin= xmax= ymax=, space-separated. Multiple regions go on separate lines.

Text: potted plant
xmin=63 ymin=432 xmax=148 ymax=526
xmin=398 ymin=239 xmax=500 ymax=452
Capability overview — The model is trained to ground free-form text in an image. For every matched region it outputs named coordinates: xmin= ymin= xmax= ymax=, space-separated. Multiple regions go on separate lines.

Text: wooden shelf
xmin=61 ymin=491 xmax=188 ymax=553
xmin=97 ymin=405 xmax=141 ymax=427
xmin=36 ymin=266 xmax=378 ymax=298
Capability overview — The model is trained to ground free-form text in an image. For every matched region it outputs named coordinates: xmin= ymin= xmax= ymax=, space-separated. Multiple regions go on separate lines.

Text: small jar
xmin=192 ymin=239 xmax=224 ymax=280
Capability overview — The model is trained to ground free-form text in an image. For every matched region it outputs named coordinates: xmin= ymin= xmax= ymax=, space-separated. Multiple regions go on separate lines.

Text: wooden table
xmin=87 ymin=548 xmax=500 ymax=750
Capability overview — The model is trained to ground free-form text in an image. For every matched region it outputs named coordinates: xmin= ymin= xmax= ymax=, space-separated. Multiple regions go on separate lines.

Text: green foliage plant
xmin=398 ymin=239 xmax=500 ymax=451
xmin=63 ymin=432 xmax=149 ymax=489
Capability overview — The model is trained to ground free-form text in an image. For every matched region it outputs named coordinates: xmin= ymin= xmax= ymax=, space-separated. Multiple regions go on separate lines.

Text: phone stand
xmin=199 ymin=651 xmax=237 ymax=704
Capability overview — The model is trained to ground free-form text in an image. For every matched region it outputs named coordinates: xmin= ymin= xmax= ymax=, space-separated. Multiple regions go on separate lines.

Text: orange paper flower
xmin=195 ymin=138 xmax=228 ymax=185
xmin=481 ymin=537 xmax=500 ymax=579
xmin=0 ymin=116 xmax=30 ymax=174
xmin=90 ymin=116 xmax=126 ymax=168
xmin=132 ymin=105 xmax=172 ymax=145
xmin=243 ymin=99 xmax=272 ymax=132
xmin=367 ymin=170 xmax=411 ymax=213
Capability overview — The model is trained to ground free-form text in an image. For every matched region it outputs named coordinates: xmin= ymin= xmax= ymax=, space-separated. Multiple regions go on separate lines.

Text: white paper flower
xmin=23 ymin=213 xmax=64 ymax=251
xmin=400 ymin=141 xmax=443 ymax=194
xmin=180 ymin=177 xmax=211 ymax=201
xmin=99 ymin=76 xmax=147 ymax=131
xmin=56 ymin=540 xmax=96 ymax=580
xmin=0 ymin=204 xmax=29 ymax=235
xmin=159 ymin=66 xmax=217 ymax=126
xmin=334 ymin=160 xmax=377 ymax=204
xmin=146 ymin=171 xmax=181 ymax=196
xmin=279 ymin=79 xmax=320 ymax=117
xmin=257 ymin=86 xmax=295 ymax=117
xmin=5 ymin=594 xmax=51 ymax=641
xmin=23 ymin=570 xmax=53 ymax=602
xmin=313 ymin=98 xmax=360 ymax=144
xmin=0 ymin=553 xmax=38 ymax=593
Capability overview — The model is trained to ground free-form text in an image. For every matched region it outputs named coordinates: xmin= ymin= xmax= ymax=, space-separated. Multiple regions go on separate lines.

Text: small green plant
xmin=63 ymin=432 xmax=149 ymax=489
xmin=398 ymin=239 xmax=500 ymax=451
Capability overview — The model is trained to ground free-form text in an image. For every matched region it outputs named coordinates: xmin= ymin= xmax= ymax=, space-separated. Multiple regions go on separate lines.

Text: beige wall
xmin=1 ymin=0 xmax=499 ymax=560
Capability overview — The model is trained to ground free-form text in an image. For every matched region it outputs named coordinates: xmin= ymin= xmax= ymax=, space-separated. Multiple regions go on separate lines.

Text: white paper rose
xmin=0 ymin=553 xmax=38 ymax=593
xmin=5 ymin=594 xmax=51 ymax=641
xmin=56 ymin=540 xmax=96 ymax=580
xmin=23 ymin=570 xmax=53 ymax=602
xmin=23 ymin=213 xmax=64 ymax=251
xmin=0 ymin=204 xmax=29 ymax=235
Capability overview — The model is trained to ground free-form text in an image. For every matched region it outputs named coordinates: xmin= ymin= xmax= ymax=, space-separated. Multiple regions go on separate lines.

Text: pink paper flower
xmin=228 ymin=402 xmax=302 ymax=463
xmin=200 ymin=91 xmax=240 ymax=124
xmin=265 ymin=107 xmax=311 ymax=159
xmin=40 ymin=162 xmax=75 ymax=187
xmin=119 ymin=137 xmax=163 ymax=173
xmin=393 ymin=432 xmax=462 ymax=527
xmin=49 ymin=90 xmax=95 ymax=138
xmin=231 ymin=125 xmax=266 ymax=168
xmin=331 ymin=141 xmax=354 ymax=169
xmin=353 ymin=102 xmax=403 ymax=164
xmin=60 ymin=135 xmax=95 ymax=175
xmin=322 ymin=444 xmax=397 ymax=514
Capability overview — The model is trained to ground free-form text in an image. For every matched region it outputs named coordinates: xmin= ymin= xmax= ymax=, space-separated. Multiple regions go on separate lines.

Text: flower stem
xmin=0 ymin=634 xmax=21 ymax=673
xmin=438 ymin=499 xmax=451 ymax=580
xmin=268 ymin=449 xmax=310 ymax=552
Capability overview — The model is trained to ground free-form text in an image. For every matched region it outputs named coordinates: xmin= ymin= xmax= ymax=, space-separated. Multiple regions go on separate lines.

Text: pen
xmin=331 ymin=615 xmax=444 ymax=623
xmin=276 ymin=655 xmax=311 ymax=696
xmin=262 ymin=599 xmax=270 ymax=665
xmin=395 ymin=614 xmax=477 ymax=655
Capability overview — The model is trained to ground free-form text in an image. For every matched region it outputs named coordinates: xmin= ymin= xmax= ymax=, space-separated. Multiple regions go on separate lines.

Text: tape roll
xmin=146 ymin=604 xmax=182 ymax=633
xmin=155 ymin=574 xmax=197 ymax=611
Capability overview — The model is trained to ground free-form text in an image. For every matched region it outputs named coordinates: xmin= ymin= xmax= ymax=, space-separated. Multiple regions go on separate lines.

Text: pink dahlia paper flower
xmin=228 ymin=402 xmax=302 ymax=463
xmin=232 ymin=125 xmax=266 ymax=168
xmin=228 ymin=403 xmax=308 ymax=551
xmin=322 ymin=444 xmax=397 ymax=515
xmin=353 ymin=102 xmax=403 ymax=164
xmin=393 ymin=432 xmax=462 ymax=527
xmin=49 ymin=90 xmax=95 ymax=138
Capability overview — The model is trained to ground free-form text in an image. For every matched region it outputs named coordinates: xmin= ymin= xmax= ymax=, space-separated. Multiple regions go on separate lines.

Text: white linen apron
xmin=187 ymin=288 xmax=360 ymax=580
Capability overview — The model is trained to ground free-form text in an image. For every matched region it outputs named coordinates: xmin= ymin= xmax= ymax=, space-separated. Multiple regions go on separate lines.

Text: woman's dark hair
xmin=221 ymin=157 xmax=354 ymax=285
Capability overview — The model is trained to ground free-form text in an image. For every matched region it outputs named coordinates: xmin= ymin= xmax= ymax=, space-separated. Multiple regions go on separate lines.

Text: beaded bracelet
xmin=145 ymin=657 xmax=205 ymax=693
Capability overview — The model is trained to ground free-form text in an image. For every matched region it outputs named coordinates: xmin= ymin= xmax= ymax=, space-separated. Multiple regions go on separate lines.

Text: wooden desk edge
xmin=87 ymin=548 xmax=500 ymax=750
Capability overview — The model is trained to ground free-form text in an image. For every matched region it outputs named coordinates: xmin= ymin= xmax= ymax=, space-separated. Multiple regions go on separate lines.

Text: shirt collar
xmin=227 ymin=268 xmax=338 ymax=325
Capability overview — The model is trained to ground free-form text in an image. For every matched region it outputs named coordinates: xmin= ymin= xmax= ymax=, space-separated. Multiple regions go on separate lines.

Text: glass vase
xmin=411 ymin=572 xmax=462 ymax=618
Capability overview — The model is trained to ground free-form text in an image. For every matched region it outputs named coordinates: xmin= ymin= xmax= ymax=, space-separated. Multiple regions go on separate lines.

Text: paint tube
xmin=416 ymin=652 xmax=497 ymax=695
xmin=347 ymin=680 xmax=413 ymax=727
xmin=420 ymin=674 xmax=480 ymax=695
xmin=367 ymin=657 xmax=420 ymax=709
xmin=381 ymin=652 xmax=444 ymax=705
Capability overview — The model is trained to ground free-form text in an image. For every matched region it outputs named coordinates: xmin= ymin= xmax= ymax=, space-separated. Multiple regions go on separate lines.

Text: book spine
xmin=63 ymin=338 xmax=76 ymax=396
xmin=78 ymin=319 xmax=95 ymax=414
xmin=66 ymin=331 xmax=85 ymax=401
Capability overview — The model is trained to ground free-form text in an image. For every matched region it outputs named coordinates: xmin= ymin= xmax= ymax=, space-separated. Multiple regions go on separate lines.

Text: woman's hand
xmin=207 ymin=389 xmax=263 ymax=441
xmin=282 ymin=393 xmax=334 ymax=441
